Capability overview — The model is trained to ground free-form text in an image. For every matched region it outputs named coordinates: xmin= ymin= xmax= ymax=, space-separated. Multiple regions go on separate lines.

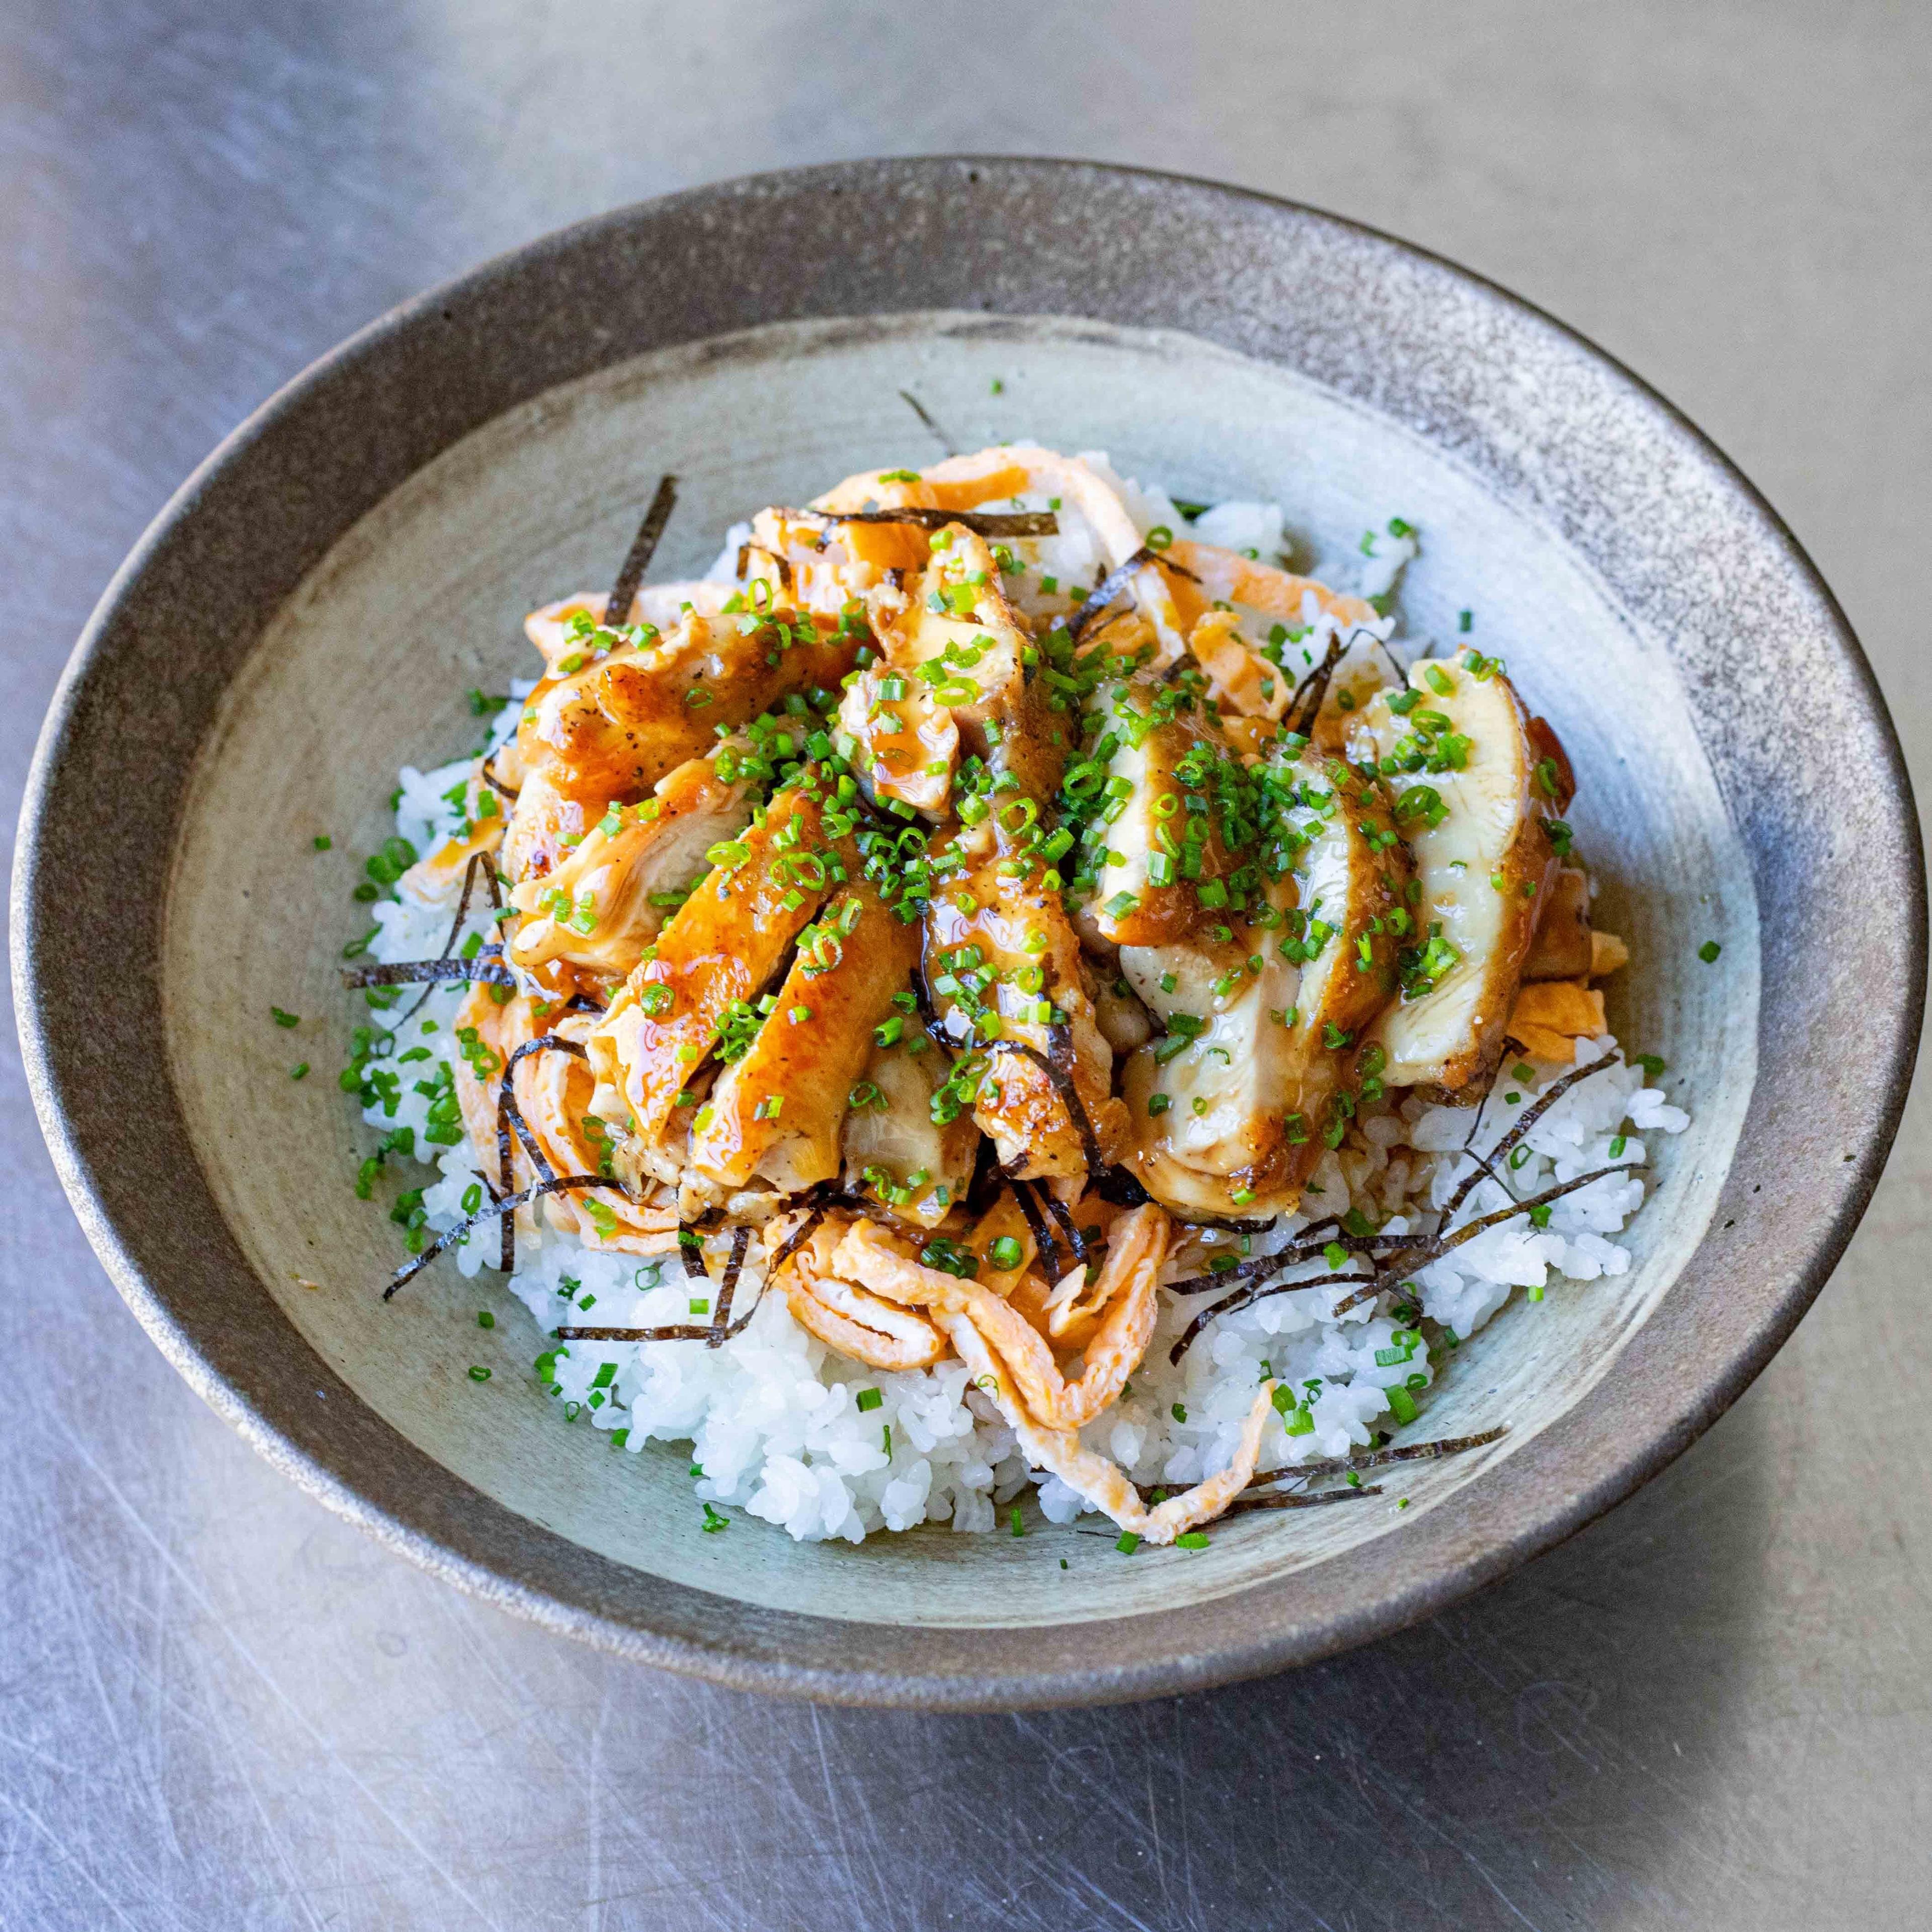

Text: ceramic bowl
xmin=15 ymin=159 xmax=1922 ymax=1708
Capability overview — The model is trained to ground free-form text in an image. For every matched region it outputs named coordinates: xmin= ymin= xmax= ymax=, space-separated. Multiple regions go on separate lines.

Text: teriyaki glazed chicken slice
xmin=338 ymin=447 xmax=1682 ymax=1547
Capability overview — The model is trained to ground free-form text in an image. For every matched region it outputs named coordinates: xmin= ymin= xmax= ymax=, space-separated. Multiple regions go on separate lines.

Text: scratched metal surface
xmin=2 ymin=3 xmax=1927 ymax=1925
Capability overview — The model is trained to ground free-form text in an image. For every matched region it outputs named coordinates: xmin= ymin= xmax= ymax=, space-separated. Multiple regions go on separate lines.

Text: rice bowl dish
xmin=336 ymin=443 xmax=1689 ymax=1550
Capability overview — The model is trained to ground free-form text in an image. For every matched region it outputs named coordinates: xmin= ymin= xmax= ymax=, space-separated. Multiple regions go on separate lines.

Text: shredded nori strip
xmin=910 ymin=965 xmax=957 ymax=1060
xmin=897 ymin=388 xmax=956 ymax=455
xmin=1334 ymin=1162 xmax=1639 ymax=1313
xmin=677 ymin=1223 xmax=710 ymax=1283
xmin=1440 ymin=1052 xmax=1621 ymax=1222
xmin=393 ymin=850 xmax=507 ymax=1024
xmin=478 ymin=752 xmax=519 ymax=801
xmin=1241 ymin=1425 xmax=1508 ymax=1493
xmin=1223 ymin=1484 xmax=1384 ymax=1518
xmin=770 ymin=1208 xmax=827 ymax=1270
xmin=1092 ymin=1165 xmax=1152 ymax=1208
xmin=1006 ymin=1175 xmax=1063 ymax=1278
xmin=604 ymin=473 xmax=678 ymax=627
xmin=1035 ymin=1181 xmax=1090 ymax=1267
xmin=556 ymin=1224 xmax=767 ymax=1347
xmin=822 ymin=506 xmax=1060 ymax=538
xmin=381 ymin=1173 xmax=624 ymax=1299
xmin=707 ymin=1225 xmax=752 ymax=1345
xmin=495 ymin=1036 xmax=591 ymax=1272
xmin=1164 ymin=1232 xmax=1391 ymax=1298
xmin=342 ymin=956 xmax=515 ymax=989
xmin=1067 ymin=547 xmax=1157 ymax=641
xmin=1168 ymin=1268 xmax=1373 ymax=1364
xmin=963 ymin=1135 xmax=1007 ymax=1218
xmin=1284 ymin=631 xmax=1347 ymax=738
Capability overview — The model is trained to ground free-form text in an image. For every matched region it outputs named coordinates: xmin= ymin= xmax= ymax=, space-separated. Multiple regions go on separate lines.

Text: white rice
xmin=345 ymin=491 xmax=1689 ymax=1543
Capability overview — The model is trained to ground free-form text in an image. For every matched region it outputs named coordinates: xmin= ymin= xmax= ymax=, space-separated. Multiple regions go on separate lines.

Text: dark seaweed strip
xmin=557 ymin=1225 xmax=768 ymax=1349
xmin=677 ymin=1224 xmax=710 ymax=1284
xmin=1168 ymin=1208 xmax=1276 ymax=1234
xmin=896 ymin=389 xmax=956 ymax=455
xmin=1061 ymin=545 xmax=1203 ymax=639
xmin=1222 ymin=1484 xmax=1384 ymax=1518
xmin=1452 ymin=1033 xmax=1526 ymax=1171
xmin=910 ymin=967 xmax=959 ymax=1064
xmin=1168 ymin=1268 xmax=1373 ymax=1364
xmin=495 ymin=1036 xmax=589 ymax=1272
xmin=565 ymin=993 xmax=607 ymax=1015
xmin=1092 ymin=1166 xmax=1152 ymax=1208
xmin=770 ymin=1209 xmax=827 ymax=1271
xmin=1242 ymin=1425 xmax=1508 ymax=1493
xmin=1067 ymin=547 xmax=1156 ymax=642
xmin=561 ymin=1283 xmax=772 ymax=1345
xmin=707 ymin=1225 xmax=752 ymax=1346
xmin=1440 ymin=1054 xmax=1622 ymax=1222
xmin=1165 ymin=1227 xmax=1388 ymax=1298
xmin=478 ymin=752 xmax=519 ymax=801
xmin=1285 ymin=631 xmax=1347 ymax=738
xmin=604 ymin=473 xmax=678 ymax=627
xmin=1335 ymin=1162 xmax=1639 ymax=1314
xmin=381 ymin=1174 xmax=624 ymax=1299
xmin=1006 ymin=1176 xmax=1063 ymax=1278
xmin=553 ymin=1322 xmax=718 ymax=1343
xmin=827 ymin=507 xmax=1061 ymax=538
xmin=1034 ymin=1182 xmax=1090 ymax=1267
xmin=980 ymin=1038 xmax=1109 ymax=1188
xmin=341 ymin=956 xmax=515 ymax=989
xmin=396 ymin=850 xmax=505 ymax=1025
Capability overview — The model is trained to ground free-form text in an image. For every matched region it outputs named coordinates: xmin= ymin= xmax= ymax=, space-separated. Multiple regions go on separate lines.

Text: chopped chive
xmin=477 ymin=1310 xmax=495 ymax=1328
xmin=270 ymin=1006 xmax=300 ymax=1028
xmin=467 ymin=1365 xmax=491 ymax=1383
xmin=856 ymin=1387 xmax=883 ymax=1412
xmin=289 ymin=1062 xmax=309 ymax=1080
xmin=312 ymin=834 xmax=332 ymax=851
xmin=1698 ymin=940 xmax=1722 ymax=963
xmin=1174 ymin=1531 xmax=1210 ymax=1550
xmin=1116 ymin=1531 xmax=1141 ymax=1555
xmin=1009 ymin=1505 xmax=1025 ymax=1537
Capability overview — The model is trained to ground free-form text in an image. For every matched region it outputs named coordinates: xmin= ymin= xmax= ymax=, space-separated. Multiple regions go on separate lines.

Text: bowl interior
xmin=162 ymin=311 xmax=1757 ymax=1628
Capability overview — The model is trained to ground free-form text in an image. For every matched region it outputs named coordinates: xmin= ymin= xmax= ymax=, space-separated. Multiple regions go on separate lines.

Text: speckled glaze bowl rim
xmin=14 ymin=158 xmax=1924 ymax=1709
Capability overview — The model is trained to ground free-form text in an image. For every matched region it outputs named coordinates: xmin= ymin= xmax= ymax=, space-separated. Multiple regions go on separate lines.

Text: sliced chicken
xmin=1352 ymin=649 xmax=1570 ymax=1092
xmin=586 ymin=786 xmax=847 ymax=1148
xmin=507 ymin=755 xmax=753 ymax=979
xmin=836 ymin=663 xmax=959 ymax=817
xmin=923 ymin=843 xmax=1124 ymax=1184
xmin=1081 ymin=673 xmax=1248 ymax=952
xmin=878 ymin=521 xmax=1070 ymax=805
xmin=1118 ymin=750 xmax=1409 ymax=1217
xmin=840 ymin=1014 xmax=981 ymax=1227
xmin=502 ymin=602 xmax=860 ymax=880
xmin=524 ymin=582 xmax=742 ymax=673
xmin=687 ymin=875 xmax=921 ymax=1202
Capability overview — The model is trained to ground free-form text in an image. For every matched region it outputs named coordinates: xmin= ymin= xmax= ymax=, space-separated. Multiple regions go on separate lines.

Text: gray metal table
xmin=4 ymin=5 xmax=1925 ymax=1925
